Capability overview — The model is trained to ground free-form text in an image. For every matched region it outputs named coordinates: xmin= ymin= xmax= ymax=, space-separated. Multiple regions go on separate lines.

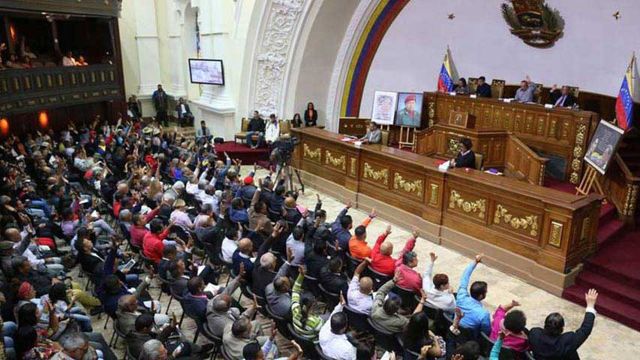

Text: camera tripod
xmin=274 ymin=159 xmax=305 ymax=194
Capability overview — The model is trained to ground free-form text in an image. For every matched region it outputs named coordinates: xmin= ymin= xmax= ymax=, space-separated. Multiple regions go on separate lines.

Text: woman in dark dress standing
xmin=304 ymin=102 xmax=318 ymax=127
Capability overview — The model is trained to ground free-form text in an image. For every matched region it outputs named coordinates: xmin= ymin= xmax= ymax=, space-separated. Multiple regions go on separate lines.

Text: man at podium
xmin=451 ymin=138 xmax=476 ymax=169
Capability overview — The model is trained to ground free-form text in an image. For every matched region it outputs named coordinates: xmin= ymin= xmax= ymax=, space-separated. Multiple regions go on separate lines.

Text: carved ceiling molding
xmin=252 ymin=0 xmax=306 ymax=117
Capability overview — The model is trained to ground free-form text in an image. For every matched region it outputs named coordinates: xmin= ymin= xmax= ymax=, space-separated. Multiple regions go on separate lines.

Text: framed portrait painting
xmin=371 ymin=91 xmax=397 ymax=125
xmin=395 ymin=92 xmax=423 ymax=127
xmin=584 ymin=120 xmax=624 ymax=174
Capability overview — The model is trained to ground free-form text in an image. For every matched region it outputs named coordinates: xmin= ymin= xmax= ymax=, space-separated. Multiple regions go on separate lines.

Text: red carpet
xmin=214 ymin=141 xmax=270 ymax=164
xmin=544 ymin=178 xmax=640 ymax=330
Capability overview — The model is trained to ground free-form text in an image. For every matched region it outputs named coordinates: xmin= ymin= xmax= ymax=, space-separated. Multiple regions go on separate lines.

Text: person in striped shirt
xmin=291 ymin=266 xmax=324 ymax=338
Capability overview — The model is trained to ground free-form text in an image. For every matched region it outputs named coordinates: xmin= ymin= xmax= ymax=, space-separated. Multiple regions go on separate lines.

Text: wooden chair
xmin=468 ymin=77 xmax=479 ymax=94
xmin=566 ymin=85 xmax=580 ymax=98
xmin=533 ymin=83 xmax=544 ymax=103
xmin=234 ymin=118 xmax=249 ymax=143
xmin=474 ymin=153 xmax=484 ymax=170
xmin=491 ymin=79 xmax=506 ymax=99
xmin=280 ymin=120 xmax=292 ymax=136
xmin=380 ymin=130 xmax=390 ymax=146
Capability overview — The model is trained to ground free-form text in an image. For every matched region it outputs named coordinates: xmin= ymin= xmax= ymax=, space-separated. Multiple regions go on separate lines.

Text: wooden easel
xmin=575 ymin=165 xmax=605 ymax=196
xmin=398 ymin=125 xmax=416 ymax=151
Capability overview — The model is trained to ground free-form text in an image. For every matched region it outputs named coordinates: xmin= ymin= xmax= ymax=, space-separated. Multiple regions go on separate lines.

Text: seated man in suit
xmin=451 ymin=138 xmax=476 ymax=169
xmin=476 ymin=76 xmax=492 ymax=98
xmin=529 ymin=289 xmax=598 ymax=360
xmin=550 ymin=85 xmax=577 ymax=108
xmin=359 ymin=121 xmax=382 ymax=144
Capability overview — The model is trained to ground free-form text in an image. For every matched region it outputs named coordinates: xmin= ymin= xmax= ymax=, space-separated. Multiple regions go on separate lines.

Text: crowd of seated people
xmin=0 ymin=110 xmax=601 ymax=360
xmin=0 ymin=38 xmax=89 ymax=69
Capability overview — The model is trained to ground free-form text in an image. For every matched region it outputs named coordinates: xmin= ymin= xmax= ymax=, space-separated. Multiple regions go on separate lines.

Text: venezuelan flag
xmin=437 ymin=49 xmax=456 ymax=93
xmin=615 ymin=55 xmax=636 ymax=131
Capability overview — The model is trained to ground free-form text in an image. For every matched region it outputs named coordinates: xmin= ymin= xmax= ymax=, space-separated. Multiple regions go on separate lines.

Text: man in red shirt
xmin=370 ymin=228 xmax=417 ymax=276
xmin=130 ymin=206 xmax=161 ymax=248
xmin=143 ymin=219 xmax=171 ymax=263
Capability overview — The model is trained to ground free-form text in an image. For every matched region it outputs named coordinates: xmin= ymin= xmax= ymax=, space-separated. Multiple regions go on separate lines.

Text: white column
xmin=191 ymin=0 xmax=237 ymax=139
xmin=134 ymin=0 xmax=162 ymax=96
xmin=167 ymin=1 xmax=187 ymax=98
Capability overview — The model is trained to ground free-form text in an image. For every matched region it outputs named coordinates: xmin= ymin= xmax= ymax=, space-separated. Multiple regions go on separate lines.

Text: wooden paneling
xmin=292 ymin=127 xmax=602 ymax=274
xmin=425 ymin=92 xmax=598 ymax=184
xmin=504 ymin=135 xmax=548 ymax=185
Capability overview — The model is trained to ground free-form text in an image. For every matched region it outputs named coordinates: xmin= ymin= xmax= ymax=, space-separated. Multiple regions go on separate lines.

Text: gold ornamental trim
xmin=493 ymin=204 xmax=539 ymax=236
xmin=393 ymin=173 xmax=423 ymax=197
xmin=449 ymin=190 xmax=486 ymax=219
xmin=580 ymin=217 xmax=591 ymax=243
xmin=428 ymin=101 xmax=435 ymax=127
xmin=429 ymin=184 xmax=440 ymax=205
xmin=549 ymin=221 xmax=564 ymax=247
xmin=363 ymin=162 xmax=388 ymax=185
xmin=623 ymin=184 xmax=639 ymax=216
xmin=570 ymin=124 xmax=587 ymax=184
xmin=303 ymin=143 xmax=321 ymax=162
xmin=325 ymin=151 xmax=346 ymax=171
xmin=350 ymin=158 xmax=357 ymax=176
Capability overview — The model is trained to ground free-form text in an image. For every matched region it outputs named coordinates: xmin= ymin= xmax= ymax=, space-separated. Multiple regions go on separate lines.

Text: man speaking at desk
xmin=360 ymin=122 xmax=382 ymax=144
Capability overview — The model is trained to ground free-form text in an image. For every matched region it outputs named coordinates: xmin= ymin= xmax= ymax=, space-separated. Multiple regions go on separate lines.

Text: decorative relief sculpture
xmin=254 ymin=0 xmax=305 ymax=115
xmin=325 ymin=151 xmax=346 ymax=171
xmin=363 ymin=163 xmax=388 ymax=185
xmin=494 ymin=204 xmax=539 ymax=236
xmin=501 ymin=0 xmax=564 ymax=48
xmin=449 ymin=190 xmax=486 ymax=219
xmin=303 ymin=143 xmax=321 ymax=161
xmin=393 ymin=173 xmax=423 ymax=197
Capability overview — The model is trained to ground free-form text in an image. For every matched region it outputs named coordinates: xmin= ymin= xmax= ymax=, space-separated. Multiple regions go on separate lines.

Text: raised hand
xmin=412 ymin=228 xmax=419 ymax=239
xmin=238 ymin=262 xmax=246 ymax=278
xmin=298 ymin=265 xmax=306 ymax=278
xmin=511 ymin=300 xmax=521 ymax=308
xmin=339 ymin=292 xmax=346 ymax=305
xmin=475 ymin=253 xmax=484 ymax=264
xmin=345 ymin=200 xmax=352 ymax=209
xmin=385 ymin=225 xmax=392 ymax=235
xmin=585 ymin=288 xmax=599 ymax=308
xmin=429 ymin=252 xmax=437 ymax=263
xmin=286 ymin=246 xmax=294 ymax=264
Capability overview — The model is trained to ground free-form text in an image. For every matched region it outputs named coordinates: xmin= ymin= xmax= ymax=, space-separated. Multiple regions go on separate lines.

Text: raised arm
xmin=422 ymin=252 xmax=437 ymax=293
xmin=395 ymin=229 xmax=418 ymax=267
xmin=573 ymin=289 xmax=598 ymax=348
xmin=458 ymin=254 xmax=483 ymax=297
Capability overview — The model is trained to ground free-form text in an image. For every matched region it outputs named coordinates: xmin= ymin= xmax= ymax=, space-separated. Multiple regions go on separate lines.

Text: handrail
xmin=615 ymin=154 xmax=640 ymax=182
xmin=505 ymin=134 xmax=548 ymax=186
xmin=508 ymin=135 xmax=548 ymax=163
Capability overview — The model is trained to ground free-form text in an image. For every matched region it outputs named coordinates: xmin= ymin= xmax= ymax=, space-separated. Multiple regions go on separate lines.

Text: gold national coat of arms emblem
xmin=501 ymin=0 xmax=565 ymax=48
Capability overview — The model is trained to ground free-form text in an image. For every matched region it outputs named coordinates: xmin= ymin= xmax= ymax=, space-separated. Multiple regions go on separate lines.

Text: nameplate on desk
xmin=544 ymin=104 xmax=553 ymax=109
xmin=503 ymin=98 xmax=513 ymax=103
xmin=470 ymin=94 xmax=477 ymax=99
xmin=449 ymin=92 xmax=457 ymax=96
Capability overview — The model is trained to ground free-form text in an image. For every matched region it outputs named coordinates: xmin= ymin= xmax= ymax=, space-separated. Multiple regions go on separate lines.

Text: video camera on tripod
xmin=270 ymin=136 xmax=299 ymax=166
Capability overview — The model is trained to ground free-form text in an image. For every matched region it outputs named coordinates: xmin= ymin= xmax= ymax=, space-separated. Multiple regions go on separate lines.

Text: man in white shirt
xmin=221 ymin=227 xmax=239 ymax=263
xmin=264 ymin=114 xmax=280 ymax=145
xmin=422 ymin=252 xmax=456 ymax=313
xmin=346 ymin=258 xmax=374 ymax=314
xmin=62 ymin=51 xmax=77 ymax=66
xmin=319 ymin=301 xmax=356 ymax=360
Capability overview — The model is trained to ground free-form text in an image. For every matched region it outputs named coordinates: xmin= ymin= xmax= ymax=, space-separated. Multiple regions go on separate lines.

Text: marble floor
xmin=89 ymin=168 xmax=637 ymax=359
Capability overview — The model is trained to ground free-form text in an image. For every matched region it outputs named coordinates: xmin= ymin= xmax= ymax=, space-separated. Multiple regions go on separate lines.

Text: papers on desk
xmin=449 ymin=92 xmax=457 ymax=96
xmin=470 ymin=94 xmax=477 ymax=99
xmin=544 ymin=104 xmax=553 ymax=109
xmin=438 ymin=160 xmax=451 ymax=172
xmin=341 ymin=137 xmax=356 ymax=143
xmin=484 ymin=168 xmax=504 ymax=176
xmin=204 ymin=283 xmax=221 ymax=294
xmin=503 ymin=98 xmax=513 ymax=103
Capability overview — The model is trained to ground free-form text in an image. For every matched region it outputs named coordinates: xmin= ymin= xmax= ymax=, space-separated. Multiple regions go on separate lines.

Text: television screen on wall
xmin=188 ymin=59 xmax=225 ymax=85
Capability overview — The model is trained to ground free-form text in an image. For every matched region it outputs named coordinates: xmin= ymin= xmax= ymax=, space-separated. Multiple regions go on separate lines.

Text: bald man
xmin=6 ymin=227 xmax=63 ymax=277
xmin=370 ymin=227 xmax=416 ymax=276
xmin=346 ymin=258 xmax=374 ymax=314
xmin=232 ymin=237 xmax=254 ymax=280
xmin=206 ymin=267 xmax=257 ymax=337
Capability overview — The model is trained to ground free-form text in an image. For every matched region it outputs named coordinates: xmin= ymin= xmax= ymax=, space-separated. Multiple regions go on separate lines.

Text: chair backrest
xmin=363 ymin=265 xmax=392 ymax=291
xmin=302 ymin=274 xmax=321 ymax=297
xmin=317 ymin=283 xmax=339 ymax=309
xmin=532 ymin=83 xmax=543 ymax=103
xmin=280 ymin=120 xmax=291 ymax=135
xmin=286 ymin=323 xmax=319 ymax=358
xmin=491 ymin=79 xmax=506 ymax=99
xmin=380 ymin=130 xmax=390 ymax=146
xmin=397 ymin=336 xmax=421 ymax=360
xmin=367 ymin=318 xmax=402 ymax=354
xmin=344 ymin=252 xmax=362 ymax=278
xmin=479 ymin=332 xmax=523 ymax=359
xmin=391 ymin=285 xmax=420 ymax=312
xmin=474 ymin=153 xmax=484 ymax=170
xmin=565 ymin=85 xmax=580 ymax=98
xmin=241 ymin=118 xmax=249 ymax=132
xmin=468 ymin=77 xmax=479 ymax=94
xmin=343 ymin=304 xmax=373 ymax=333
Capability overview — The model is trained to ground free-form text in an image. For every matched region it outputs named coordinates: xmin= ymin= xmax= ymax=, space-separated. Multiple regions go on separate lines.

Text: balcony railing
xmin=0 ymin=64 xmax=122 ymax=115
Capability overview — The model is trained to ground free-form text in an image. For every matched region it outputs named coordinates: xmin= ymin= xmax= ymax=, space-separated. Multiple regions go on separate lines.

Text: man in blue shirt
xmin=456 ymin=253 xmax=491 ymax=337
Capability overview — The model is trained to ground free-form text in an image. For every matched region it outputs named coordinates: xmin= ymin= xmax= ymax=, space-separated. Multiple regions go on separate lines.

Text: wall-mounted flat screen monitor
xmin=188 ymin=58 xmax=225 ymax=85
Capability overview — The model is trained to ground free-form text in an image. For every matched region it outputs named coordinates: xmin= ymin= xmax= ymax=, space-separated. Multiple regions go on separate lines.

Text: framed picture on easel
xmin=584 ymin=120 xmax=625 ymax=175
xmin=371 ymin=91 xmax=398 ymax=125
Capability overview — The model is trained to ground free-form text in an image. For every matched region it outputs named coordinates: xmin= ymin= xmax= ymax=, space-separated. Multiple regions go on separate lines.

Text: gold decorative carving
xmin=624 ymin=184 xmax=639 ymax=216
xmin=570 ymin=124 xmax=587 ymax=184
xmin=571 ymin=159 xmax=581 ymax=171
xmin=393 ymin=173 xmax=423 ymax=197
xmin=303 ymin=143 xmax=321 ymax=161
xmin=493 ymin=204 xmax=539 ymax=236
xmin=569 ymin=172 xmax=579 ymax=184
xmin=549 ymin=221 xmax=563 ymax=247
xmin=349 ymin=158 xmax=357 ymax=176
xmin=428 ymin=102 xmax=435 ymax=127
xmin=363 ymin=163 xmax=388 ymax=185
xmin=501 ymin=1 xmax=565 ymax=48
xmin=573 ymin=146 xmax=583 ymax=158
xmin=430 ymin=184 xmax=439 ymax=205
xmin=325 ymin=151 xmax=346 ymax=171
xmin=448 ymin=190 xmax=486 ymax=219
xmin=448 ymin=138 xmax=462 ymax=155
